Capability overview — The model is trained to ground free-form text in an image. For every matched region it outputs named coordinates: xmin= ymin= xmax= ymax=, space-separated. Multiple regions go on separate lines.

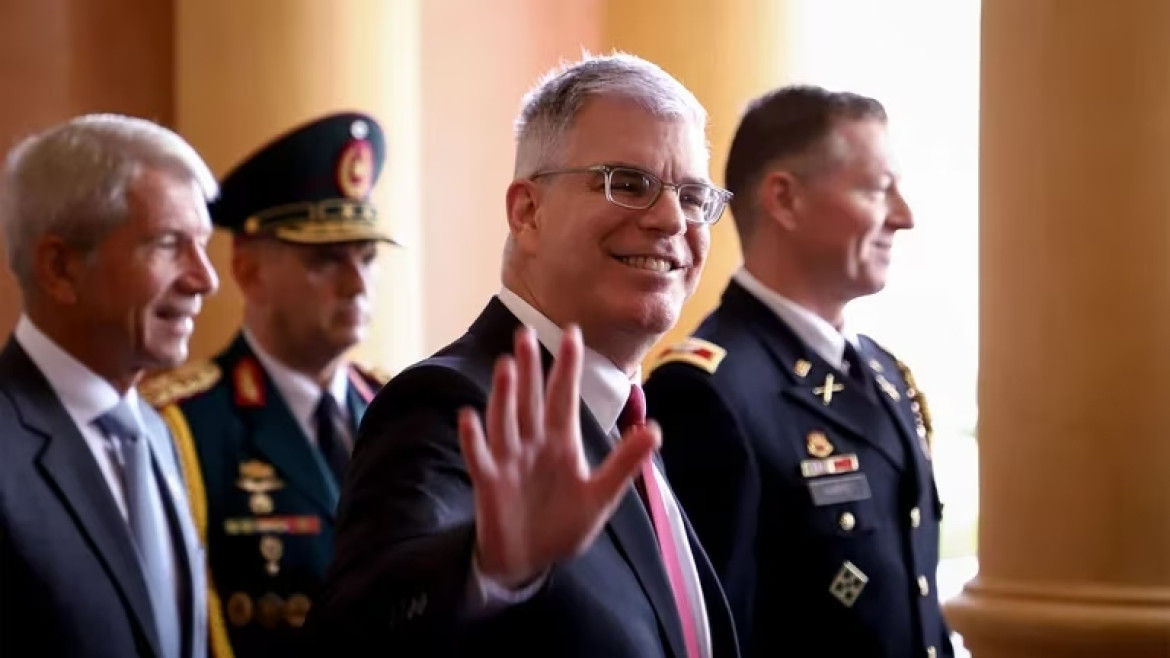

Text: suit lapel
xmin=722 ymin=283 xmax=907 ymax=471
xmin=579 ymin=410 xmax=690 ymax=658
xmin=139 ymin=402 xmax=207 ymax=658
xmin=469 ymin=299 xmax=690 ymax=658
xmin=0 ymin=340 xmax=163 ymax=658
xmin=222 ymin=336 xmax=338 ymax=517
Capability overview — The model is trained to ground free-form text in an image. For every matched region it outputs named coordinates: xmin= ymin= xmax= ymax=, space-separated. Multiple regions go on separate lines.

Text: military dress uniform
xmin=643 ymin=275 xmax=953 ymax=658
xmin=141 ymin=112 xmax=395 ymax=658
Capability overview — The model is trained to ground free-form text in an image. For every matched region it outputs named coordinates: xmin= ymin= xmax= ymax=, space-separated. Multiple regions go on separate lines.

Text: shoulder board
xmin=139 ymin=361 xmax=222 ymax=408
xmin=649 ymin=337 xmax=727 ymax=375
xmin=354 ymin=362 xmax=392 ymax=386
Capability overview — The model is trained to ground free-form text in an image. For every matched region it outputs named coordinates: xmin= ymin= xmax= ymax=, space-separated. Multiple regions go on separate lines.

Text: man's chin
xmin=142 ymin=342 xmax=189 ymax=371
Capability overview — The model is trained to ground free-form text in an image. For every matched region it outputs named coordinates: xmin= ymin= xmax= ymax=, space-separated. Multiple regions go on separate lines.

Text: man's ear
xmin=758 ymin=169 xmax=802 ymax=232
xmin=231 ymin=236 xmax=265 ymax=300
xmin=505 ymin=179 xmax=542 ymax=253
xmin=33 ymin=234 xmax=83 ymax=304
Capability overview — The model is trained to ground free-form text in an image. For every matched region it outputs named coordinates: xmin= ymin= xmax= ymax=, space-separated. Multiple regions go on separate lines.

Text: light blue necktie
xmin=95 ymin=400 xmax=182 ymax=658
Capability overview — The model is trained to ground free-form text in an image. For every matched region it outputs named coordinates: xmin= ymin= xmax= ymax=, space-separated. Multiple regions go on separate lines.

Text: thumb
xmin=588 ymin=420 xmax=662 ymax=506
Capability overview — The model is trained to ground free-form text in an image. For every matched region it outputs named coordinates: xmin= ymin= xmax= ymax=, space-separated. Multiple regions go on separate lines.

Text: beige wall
xmin=0 ymin=0 xmax=174 ymax=339
xmin=418 ymin=0 xmax=603 ymax=352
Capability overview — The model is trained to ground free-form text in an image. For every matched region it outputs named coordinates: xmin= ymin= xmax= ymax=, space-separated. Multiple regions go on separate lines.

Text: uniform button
xmin=839 ymin=512 xmax=856 ymax=532
xmin=918 ymin=575 xmax=930 ymax=597
xmin=926 ymin=646 xmax=937 ymax=658
xmin=910 ymin=507 xmax=921 ymax=528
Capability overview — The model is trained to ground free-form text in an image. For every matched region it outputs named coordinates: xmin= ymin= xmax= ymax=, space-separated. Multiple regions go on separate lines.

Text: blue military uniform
xmin=643 ymin=280 xmax=953 ymax=658
xmin=141 ymin=112 xmax=396 ymax=658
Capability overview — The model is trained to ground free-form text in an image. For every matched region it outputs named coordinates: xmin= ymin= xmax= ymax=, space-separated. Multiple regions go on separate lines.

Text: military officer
xmin=142 ymin=112 xmax=394 ymax=658
xmin=643 ymin=86 xmax=953 ymax=658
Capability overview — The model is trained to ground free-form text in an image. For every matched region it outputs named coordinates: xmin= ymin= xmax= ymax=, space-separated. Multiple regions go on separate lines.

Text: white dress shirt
xmin=243 ymin=329 xmax=352 ymax=446
xmin=477 ymin=288 xmax=714 ymax=657
xmin=733 ymin=268 xmax=861 ymax=369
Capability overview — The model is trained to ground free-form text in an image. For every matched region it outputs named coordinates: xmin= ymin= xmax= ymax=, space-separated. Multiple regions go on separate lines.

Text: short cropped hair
xmin=0 ymin=113 xmax=217 ymax=290
xmin=724 ymin=85 xmax=886 ymax=241
xmin=513 ymin=51 xmax=708 ymax=178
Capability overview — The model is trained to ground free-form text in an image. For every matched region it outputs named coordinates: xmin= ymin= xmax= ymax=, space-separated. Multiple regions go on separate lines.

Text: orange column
xmin=597 ymin=0 xmax=790 ymax=370
xmin=174 ymin=0 xmax=423 ymax=372
xmin=944 ymin=1 xmax=1170 ymax=655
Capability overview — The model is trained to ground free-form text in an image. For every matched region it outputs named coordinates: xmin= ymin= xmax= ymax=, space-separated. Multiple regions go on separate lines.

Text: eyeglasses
xmin=529 ymin=164 xmax=732 ymax=226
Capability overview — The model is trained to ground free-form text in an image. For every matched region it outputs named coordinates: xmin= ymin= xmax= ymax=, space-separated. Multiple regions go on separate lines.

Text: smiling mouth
xmin=615 ymin=255 xmax=683 ymax=273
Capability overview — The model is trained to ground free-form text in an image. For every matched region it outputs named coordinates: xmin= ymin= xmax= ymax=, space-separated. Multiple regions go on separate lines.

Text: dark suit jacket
xmin=643 ymin=281 xmax=953 ymax=658
xmin=145 ymin=332 xmax=383 ymax=658
xmin=0 ymin=338 xmax=206 ymax=658
xmin=304 ymin=297 xmax=739 ymax=658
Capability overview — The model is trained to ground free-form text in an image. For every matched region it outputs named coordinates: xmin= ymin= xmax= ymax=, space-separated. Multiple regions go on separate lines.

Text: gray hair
xmin=0 ymin=113 xmax=217 ymax=290
xmin=513 ymin=50 xmax=708 ymax=178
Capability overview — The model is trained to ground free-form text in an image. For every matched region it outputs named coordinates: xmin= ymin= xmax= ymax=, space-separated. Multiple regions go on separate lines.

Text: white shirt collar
xmin=732 ymin=268 xmax=860 ymax=370
xmin=496 ymin=288 xmax=638 ymax=435
xmin=242 ymin=329 xmax=351 ymax=437
xmin=13 ymin=313 xmax=143 ymax=428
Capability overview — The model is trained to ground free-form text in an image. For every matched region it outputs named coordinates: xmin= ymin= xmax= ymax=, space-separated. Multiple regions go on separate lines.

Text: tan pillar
xmin=597 ymin=0 xmax=790 ymax=370
xmin=0 ymin=0 xmax=173 ymax=338
xmin=944 ymin=1 xmax=1170 ymax=655
xmin=175 ymin=0 xmax=423 ymax=373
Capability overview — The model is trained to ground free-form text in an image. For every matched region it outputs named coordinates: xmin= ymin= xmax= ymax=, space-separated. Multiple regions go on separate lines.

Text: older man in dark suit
xmin=0 ymin=114 xmax=219 ymax=658
xmin=306 ymin=52 xmax=738 ymax=657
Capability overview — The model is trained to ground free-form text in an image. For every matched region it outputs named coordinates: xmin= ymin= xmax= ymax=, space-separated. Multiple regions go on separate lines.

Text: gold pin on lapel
xmin=813 ymin=373 xmax=844 ymax=404
xmin=794 ymin=359 xmax=812 ymax=378
xmin=875 ymin=374 xmax=901 ymax=401
xmin=806 ymin=430 xmax=834 ymax=458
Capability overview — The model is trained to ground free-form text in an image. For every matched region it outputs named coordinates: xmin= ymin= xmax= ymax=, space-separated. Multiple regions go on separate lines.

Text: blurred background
xmin=0 ymin=0 xmax=982 ymax=617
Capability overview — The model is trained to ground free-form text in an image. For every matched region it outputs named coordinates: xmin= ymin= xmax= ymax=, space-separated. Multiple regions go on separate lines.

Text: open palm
xmin=459 ymin=325 xmax=659 ymax=588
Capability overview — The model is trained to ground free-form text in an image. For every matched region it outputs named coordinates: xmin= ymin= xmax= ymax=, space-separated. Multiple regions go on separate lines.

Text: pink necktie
xmin=620 ymin=383 xmax=701 ymax=658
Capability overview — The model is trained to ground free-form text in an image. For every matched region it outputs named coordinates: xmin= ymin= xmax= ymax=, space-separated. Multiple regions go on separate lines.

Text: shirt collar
xmin=732 ymin=268 xmax=860 ymax=370
xmin=13 ymin=313 xmax=141 ymax=427
xmin=242 ymin=329 xmax=351 ymax=427
xmin=496 ymin=288 xmax=638 ymax=435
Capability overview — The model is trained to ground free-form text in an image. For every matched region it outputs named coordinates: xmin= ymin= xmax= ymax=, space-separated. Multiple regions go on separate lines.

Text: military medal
xmin=260 ymin=535 xmax=284 ymax=576
xmin=256 ymin=592 xmax=284 ymax=629
xmin=285 ymin=593 xmax=312 ymax=628
xmin=226 ymin=592 xmax=253 ymax=627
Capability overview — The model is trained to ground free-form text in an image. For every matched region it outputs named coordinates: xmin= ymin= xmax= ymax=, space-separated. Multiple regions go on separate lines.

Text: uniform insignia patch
xmin=237 ymin=460 xmax=284 ymax=516
xmin=649 ymin=337 xmax=727 ymax=374
xmin=794 ymin=359 xmax=812 ymax=378
xmin=830 ymin=561 xmax=869 ymax=607
xmin=138 ymin=361 xmax=221 ymax=408
xmin=806 ymin=430 xmax=835 ymax=458
xmin=233 ymin=358 xmax=266 ymax=407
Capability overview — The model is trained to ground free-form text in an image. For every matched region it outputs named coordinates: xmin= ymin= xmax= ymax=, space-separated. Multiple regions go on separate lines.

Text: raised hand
xmin=459 ymin=325 xmax=660 ymax=589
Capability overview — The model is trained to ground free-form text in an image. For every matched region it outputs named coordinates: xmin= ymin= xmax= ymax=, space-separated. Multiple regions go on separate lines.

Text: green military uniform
xmin=141 ymin=112 xmax=396 ymax=658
